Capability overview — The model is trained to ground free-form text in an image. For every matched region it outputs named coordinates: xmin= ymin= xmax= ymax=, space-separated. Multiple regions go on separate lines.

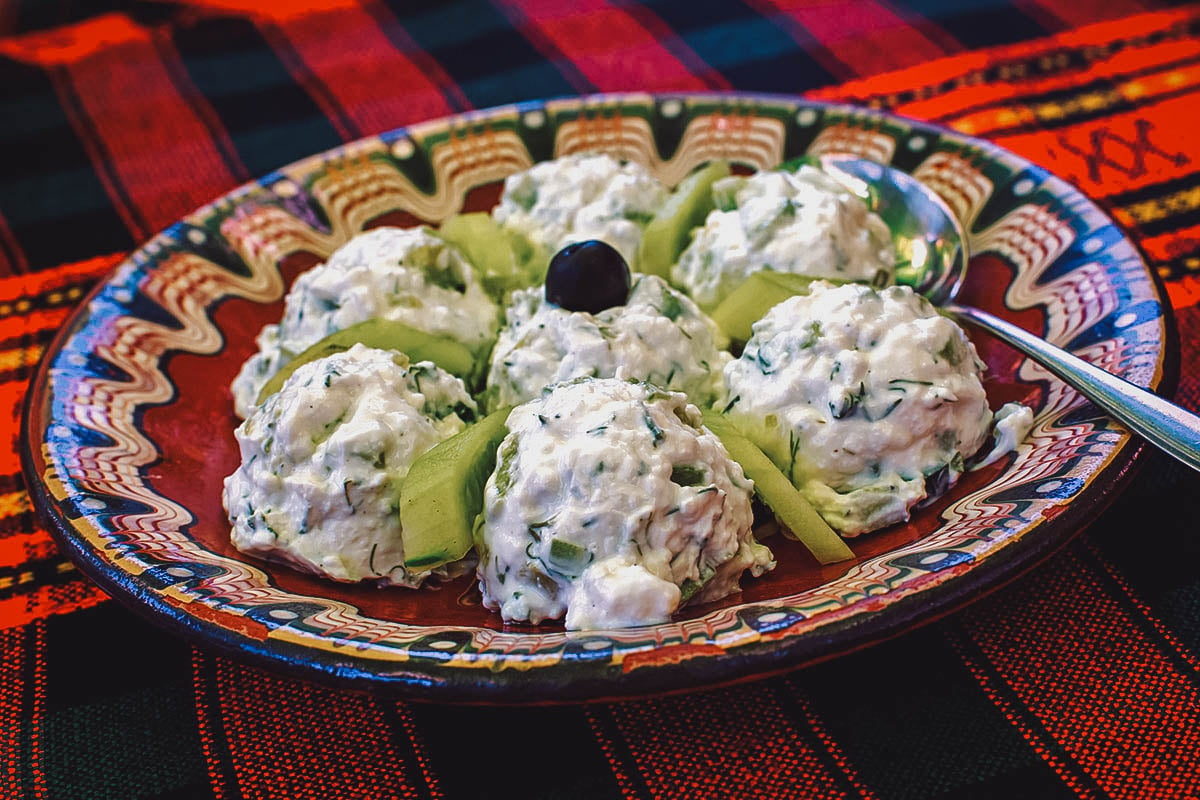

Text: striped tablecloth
xmin=3 ymin=2 xmax=1199 ymax=798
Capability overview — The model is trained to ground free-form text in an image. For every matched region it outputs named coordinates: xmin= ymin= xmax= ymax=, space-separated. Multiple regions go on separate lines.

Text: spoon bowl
xmin=818 ymin=154 xmax=1200 ymax=474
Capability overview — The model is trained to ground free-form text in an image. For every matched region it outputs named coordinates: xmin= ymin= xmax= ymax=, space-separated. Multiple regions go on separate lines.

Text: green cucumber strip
xmin=638 ymin=160 xmax=732 ymax=279
xmin=701 ymin=410 xmax=854 ymax=565
xmin=256 ymin=318 xmax=479 ymax=406
xmin=437 ymin=212 xmax=519 ymax=279
xmin=398 ymin=406 xmax=513 ymax=573
xmin=709 ymin=271 xmax=830 ymax=343
xmin=547 ymin=537 xmax=590 ymax=575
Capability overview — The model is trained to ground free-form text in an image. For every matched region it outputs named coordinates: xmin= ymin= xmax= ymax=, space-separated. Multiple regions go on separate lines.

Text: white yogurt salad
xmin=223 ymin=344 xmax=477 ymax=587
xmin=492 ymin=152 xmax=668 ymax=271
xmin=723 ymin=281 xmax=998 ymax=536
xmin=222 ymin=152 xmax=1033 ymax=630
xmin=672 ymin=165 xmax=895 ymax=310
xmin=486 ymin=273 xmax=730 ymax=409
xmin=231 ymin=226 xmax=498 ymax=417
xmin=475 ymin=378 xmax=773 ymax=629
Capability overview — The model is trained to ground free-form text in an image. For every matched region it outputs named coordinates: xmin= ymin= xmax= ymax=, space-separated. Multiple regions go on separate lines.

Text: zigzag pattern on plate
xmin=808 ymin=124 xmax=897 ymax=165
xmin=220 ymin=204 xmax=338 ymax=281
xmin=62 ymin=251 xmax=279 ymax=565
xmin=554 ymin=112 xmax=786 ymax=186
xmin=913 ymin=151 xmax=993 ymax=230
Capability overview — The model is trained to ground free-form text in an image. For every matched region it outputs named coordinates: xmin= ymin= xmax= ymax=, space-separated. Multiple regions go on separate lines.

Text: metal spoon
xmin=819 ymin=154 xmax=1200 ymax=473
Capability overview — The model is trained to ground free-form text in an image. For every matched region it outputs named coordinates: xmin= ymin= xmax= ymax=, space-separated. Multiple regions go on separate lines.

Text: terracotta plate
xmin=22 ymin=94 xmax=1173 ymax=703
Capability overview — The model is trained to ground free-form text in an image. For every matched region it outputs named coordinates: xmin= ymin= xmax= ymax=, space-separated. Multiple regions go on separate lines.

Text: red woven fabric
xmin=2 ymin=2 xmax=1199 ymax=798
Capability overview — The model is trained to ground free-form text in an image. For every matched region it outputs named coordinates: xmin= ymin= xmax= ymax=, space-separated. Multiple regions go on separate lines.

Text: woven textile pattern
xmin=2 ymin=1 xmax=1199 ymax=798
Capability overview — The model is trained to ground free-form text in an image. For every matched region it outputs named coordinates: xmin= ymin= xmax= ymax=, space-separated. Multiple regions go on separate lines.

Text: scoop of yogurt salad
xmin=224 ymin=153 xmax=1031 ymax=630
xmin=231 ymin=226 xmax=498 ymax=418
xmin=223 ymin=344 xmax=477 ymax=586
xmin=476 ymin=378 xmax=772 ymax=629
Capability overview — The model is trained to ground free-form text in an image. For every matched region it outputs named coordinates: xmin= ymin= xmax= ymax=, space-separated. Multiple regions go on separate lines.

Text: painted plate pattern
xmin=23 ymin=93 xmax=1170 ymax=702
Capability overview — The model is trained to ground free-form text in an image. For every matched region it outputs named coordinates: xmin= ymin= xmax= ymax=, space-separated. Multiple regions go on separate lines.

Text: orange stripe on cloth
xmin=500 ymin=0 xmax=716 ymax=92
xmin=0 ymin=581 xmax=107 ymax=635
xmin=258 ymin=2 xmax=459 ymax=140
xmin=51 ymin=19 xmax=243 ymax=237
xmin=1165 ymin=273 xmax=1200 ymax=312
xmin=0 ymin=12 xmax=144 ymax=65
xmin=589 ymin=683 xmax=859 ymax=798
xmin=957 ymin=549 xmax=1200 ymax=799
xmin=208 ymin=656 xmax=428 ymax=799
xmin=0 ymin=254 xmax=122 ymax=301
xmin=810 ymin=8 xmax=1198 ymax=111
xmin=0 ymin=530 xmax=71 ymax=571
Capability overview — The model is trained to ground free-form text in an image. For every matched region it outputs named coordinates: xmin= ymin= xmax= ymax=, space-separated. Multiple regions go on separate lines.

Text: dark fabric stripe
xmin=796 ymin=626 xmax=1079 ymax=800
xmin=405 ymin=701 xmax=623 ymax=799
xmin=1106 ymin=168 xmax=1200 ymax=208
xmin=171 ymin=16 xmax=343 ymax=181
xmin=1076 ymin=538 xmax=1200 ymax=683
xmin=584 ymin=704 xmax=656 ymax=799
xmin=380 ymin=0 xmax=579 ymax=108
xmin=48 ymin=64 xmax=150 ymax=240
xmin=766 ymin=677 xmax=866 ymax=798
xmin=951 ymin=50 xmax=1200 ymax=130
xmin=1085 ymin=450 xmax=1200 ymax=666
xmin=192 ymin=654 xmax=244 ymax=800
xmin=1106 ymin=168 xmax=1200 ymax=239
xmin=377 ymin=702 xmax=435 ymax=800
xmin=0 ymin=57 xmax=134 ymax=271
xmin=613 ymin=0 xmax=733 ymax=89
xmin=0 ymin=556 xmax=78 ymax=601
xmin=947 ymin=622 xmax=1109 ymax=799
xmin=740 ymin=0 xmax=851 ymax=82
xmin=150 ymin=25 xmax=251 ymax=186
xmin=40 ymin=605 xmax=210 ymax=799
xmin=888 ymin=0 xmax=1049 ymax=49
xmin=360 ymin=0 xmax=471 ymax=113
xmin=490 ymin=2 xmax=596 ymax=95
xmin=19 ymin=623 xmax=42 ymax=798
xmin=637 ymin=0 xmax=837 ymax=92
xmin=0 ymin=511 xmax=43 ymax=542
xmin=255 ymin=22 xmax=362 ymax=143
xmin=0 ymin=279 xmax=92 ymax=326
xmin=0 ymin=211 xmax=28 ymax=274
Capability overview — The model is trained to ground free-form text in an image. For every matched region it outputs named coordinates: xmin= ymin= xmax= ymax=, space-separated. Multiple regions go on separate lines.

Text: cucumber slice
xmin=256 ymin=318 xmax=479 ymax=406
xmin=701 ymin=410 xmax=853 ymax=565
xmin=638 ymin=160 xmax=732 ymax=279
xmin=437 ymin=212 xmax=548 ymax=296
xmin=710 ymin=271 xmax=835 ymax=343
xmin=547 ymin=537 xmax=592 ymax=576
xmin=398 ymin=406 xmax=513 ymax=573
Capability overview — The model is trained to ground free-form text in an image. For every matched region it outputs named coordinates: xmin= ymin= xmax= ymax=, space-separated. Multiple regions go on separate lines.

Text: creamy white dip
xmin=231 ymin=226 xmax=498 ymax=417
xmin=475 ymin=378 xmax=773 ymax=630
xmin=672 ymin=166 xmax=895 ymax=310
xmin=486 ymin=273 xmax=731 ymax=409
xmin=723 ymin=282 xmax=994 ymax=536
xmin=492 ymin=153 xmax=668 ymax=271
xmin=223 ymin=344 xmax=476 ymax=586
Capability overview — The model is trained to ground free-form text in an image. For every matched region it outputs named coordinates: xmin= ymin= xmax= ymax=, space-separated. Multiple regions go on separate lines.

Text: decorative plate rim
xmin=21 ymin=91 xmax=1175 ymax=703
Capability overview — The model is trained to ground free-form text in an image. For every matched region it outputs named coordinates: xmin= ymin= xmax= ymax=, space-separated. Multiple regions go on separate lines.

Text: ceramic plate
xmin=23 ymin=93 xmax=1172 ymax=703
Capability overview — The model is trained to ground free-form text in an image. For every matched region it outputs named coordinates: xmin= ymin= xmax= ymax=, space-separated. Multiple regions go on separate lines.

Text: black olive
xmin=545 ymin=240 xmax=631 ymax=314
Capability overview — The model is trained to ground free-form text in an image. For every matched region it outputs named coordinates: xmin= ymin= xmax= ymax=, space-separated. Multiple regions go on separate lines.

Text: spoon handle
xmin=944 ymin=302 xmax=1200 ymax=473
